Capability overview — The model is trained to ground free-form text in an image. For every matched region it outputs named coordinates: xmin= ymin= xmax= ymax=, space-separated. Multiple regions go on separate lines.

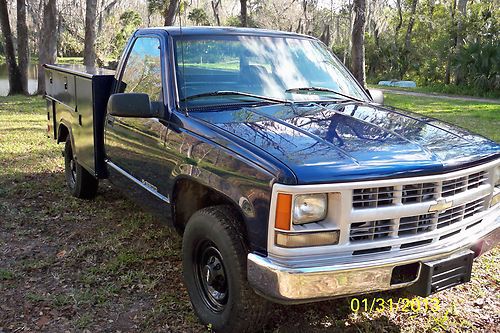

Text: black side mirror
xmin=107 ymin=93 xmax=160 ymax=118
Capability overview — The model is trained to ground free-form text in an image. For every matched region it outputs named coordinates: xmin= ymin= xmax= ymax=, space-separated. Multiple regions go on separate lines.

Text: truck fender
xmin=169 ymin=158 xmax=273 ymax=254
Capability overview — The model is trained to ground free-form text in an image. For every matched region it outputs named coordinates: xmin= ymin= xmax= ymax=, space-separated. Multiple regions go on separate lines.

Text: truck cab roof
xmin=137 ymin=26 xmax=316 ymax=39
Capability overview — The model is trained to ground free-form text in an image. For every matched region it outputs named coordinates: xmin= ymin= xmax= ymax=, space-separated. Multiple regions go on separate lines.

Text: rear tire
xmin=182 ymin=205 xmax=269 ymax=333
xmin=64 ymin=137 xmax=98 ymax=199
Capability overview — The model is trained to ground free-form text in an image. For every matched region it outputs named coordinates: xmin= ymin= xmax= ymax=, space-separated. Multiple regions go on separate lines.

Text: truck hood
xmin=191 ymin=102 xmax=500 ymax=184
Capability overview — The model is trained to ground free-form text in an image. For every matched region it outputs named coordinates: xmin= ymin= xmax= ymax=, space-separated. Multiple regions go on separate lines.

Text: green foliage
xmin=147 ymin=0 xmax=165 ymax=14
xmin=225 ymin=14 xmax=259 ymax=28
xmin=454 ymin=41 xmax=499 ymax=91
xmin=225 ymin=15 xmax=242 ymax=27
xmin=188 ymin=8 xmax=209 ymax=26
xmin=112 ymin=10 xmax=142 ymax=60
xmin=59 ymin=31 xmax=83 ymax=57
xmin=365 ymin=0 xmax=499 ymax=95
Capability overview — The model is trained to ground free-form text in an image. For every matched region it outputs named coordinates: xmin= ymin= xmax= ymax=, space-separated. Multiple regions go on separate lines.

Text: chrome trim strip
xmin=106 ymin=160 xmax=170 ymax=203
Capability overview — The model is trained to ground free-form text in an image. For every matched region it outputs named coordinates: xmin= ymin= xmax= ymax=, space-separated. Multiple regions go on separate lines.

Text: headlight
xmin=293 ymin=193 xmax=328 ymax=224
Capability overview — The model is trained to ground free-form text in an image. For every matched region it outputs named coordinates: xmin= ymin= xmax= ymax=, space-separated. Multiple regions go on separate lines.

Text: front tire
xmin=182 ymin=205 xmax=269 ymax=333
xmin=64 ymin=137 xmax=98 ymax=199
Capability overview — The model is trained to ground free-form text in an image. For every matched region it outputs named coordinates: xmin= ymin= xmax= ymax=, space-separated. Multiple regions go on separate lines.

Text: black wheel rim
xmin=66 ymin=145 xmax=77 ymax=188
xmin=193 ymin=240 xmax=228 ymax=312
xmin=69 ymin=158 xmax=76 ymax=183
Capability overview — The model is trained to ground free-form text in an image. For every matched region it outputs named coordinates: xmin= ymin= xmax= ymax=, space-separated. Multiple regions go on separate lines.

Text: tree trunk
xmin=344 ymin=0 xmax=354 ymax=65
xmin=37 ymin=0 xmax=57 ymax=95
xmin=390 ymin=0 xmax=403 ymax=74
xmin=240 ymin=0 xmax=248 ymax=27
xmin=164 ymin=0 xmax=179 ymax=26
xmin=17 ymin=0 xmax=29 ymax=94
xmin=84 ymin=0 xmax=97 ymax=67
xmin=454 ymin=0 xmax=467 ymax=85
xmin=351 ymin=0 xmax=366 ymax=86
xmin=319 ymin=25 xmax=330 ymax=46
xmin=211 ymin=0 xmax=221 ymax=26
xmin=335 ymin=15 xmax=340 ymax=44
xmin=0 ymin=0 xmax=23 ymax=95
xmin=444 ymin=0 xmax=456 ymax=84
xmin=399 ymin=0 xmax=418 ymax=79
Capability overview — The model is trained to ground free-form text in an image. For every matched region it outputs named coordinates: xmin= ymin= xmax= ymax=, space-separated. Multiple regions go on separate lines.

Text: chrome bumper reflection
xmin=248 ymin=209 xmax=499 ymax=304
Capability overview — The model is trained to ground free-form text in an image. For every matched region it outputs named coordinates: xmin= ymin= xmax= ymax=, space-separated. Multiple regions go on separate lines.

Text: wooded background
xmin=0 ymin=0 xmax=498 ymax=96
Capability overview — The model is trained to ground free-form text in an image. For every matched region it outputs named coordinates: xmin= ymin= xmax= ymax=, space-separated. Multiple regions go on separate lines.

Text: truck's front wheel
xmin=182 ymin=205 xmax=269 ymax=333
xmin=64 ymin=137 xmax=98 ymax=199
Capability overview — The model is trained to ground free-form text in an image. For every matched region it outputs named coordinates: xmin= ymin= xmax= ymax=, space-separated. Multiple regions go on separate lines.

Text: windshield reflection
xmin=174 ymin=35 xmax=368 ymax=108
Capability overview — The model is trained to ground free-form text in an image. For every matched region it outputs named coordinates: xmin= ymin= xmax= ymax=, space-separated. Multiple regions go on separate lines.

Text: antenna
xmin=178 ymin=1 xmax=188 ymax=115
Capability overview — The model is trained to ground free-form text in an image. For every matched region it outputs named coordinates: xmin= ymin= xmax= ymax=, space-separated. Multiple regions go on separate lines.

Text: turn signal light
xmin=275 ymin=193 xmax=292 ymax=230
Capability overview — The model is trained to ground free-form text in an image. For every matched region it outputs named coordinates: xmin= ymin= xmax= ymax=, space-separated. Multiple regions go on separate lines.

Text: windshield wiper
xmin=285 ymin=87 xmax=364 ymax=103
xmin=181 ymin=90 xmax=291 ymax=105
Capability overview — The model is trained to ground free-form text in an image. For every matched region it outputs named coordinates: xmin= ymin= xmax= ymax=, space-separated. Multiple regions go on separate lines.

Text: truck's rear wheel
xmin=64 ymin=137 xmax=98 ymax=199
xmin=182 ymin=205 xmax=269 ymax=333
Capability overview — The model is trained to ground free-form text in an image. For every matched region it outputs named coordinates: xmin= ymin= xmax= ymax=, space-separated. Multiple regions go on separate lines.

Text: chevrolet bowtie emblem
xmin=429 ymin=199 xmax=453 ymax=212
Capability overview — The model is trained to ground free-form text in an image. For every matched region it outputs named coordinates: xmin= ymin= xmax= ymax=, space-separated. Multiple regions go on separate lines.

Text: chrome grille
xmin=437 ymin=197 xmax=486 ymax=229
xmin=442 ymin=171 xmax=487 ymax=197
xmin=350 ymin=220 xmax=392 ymax=241
xmin=402 ymin=183 xmax=437 ymax=204
xmin=398 ymin=213 xmax=436 ymax=236
xmin=352 ymin=187 xmax=394 ymax=208
xmin=467 ymin=171 xmax=487 ymax=190
xmin=352 ymin=170 xmax=488 ymax=209
xmin=349 ymin=196 xmax=488 ymax=242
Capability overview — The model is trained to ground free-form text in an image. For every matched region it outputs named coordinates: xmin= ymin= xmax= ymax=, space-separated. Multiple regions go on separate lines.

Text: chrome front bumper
xmin=247 ymin=207 xmax=500 ymax=304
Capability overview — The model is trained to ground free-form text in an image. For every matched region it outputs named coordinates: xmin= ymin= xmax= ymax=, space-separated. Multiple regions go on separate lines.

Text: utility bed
xmin=44 ymin=64 xmax=115 ymax=178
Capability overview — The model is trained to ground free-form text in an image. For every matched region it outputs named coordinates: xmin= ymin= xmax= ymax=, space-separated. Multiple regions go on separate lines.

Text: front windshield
xmin=174 ymin=35 xmax=369 ymax=108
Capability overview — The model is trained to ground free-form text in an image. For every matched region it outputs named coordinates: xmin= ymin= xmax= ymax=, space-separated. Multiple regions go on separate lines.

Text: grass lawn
xmin=56 ymin=57 xmax=84 ymax=64
xmin=369 ymin=84 xmax=500 ymax=99
xmin=0 ymin=95 xmax=499 ymax=332
xmin=384 ymin=92 xmax=500 ymax=142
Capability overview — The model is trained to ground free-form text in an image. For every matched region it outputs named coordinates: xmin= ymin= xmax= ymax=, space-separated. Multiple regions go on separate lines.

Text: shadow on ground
xmin=0 ymin=169 xmax=409 ymax=332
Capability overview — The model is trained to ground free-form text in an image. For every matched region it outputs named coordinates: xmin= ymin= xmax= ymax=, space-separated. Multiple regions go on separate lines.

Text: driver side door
xmin=105 ymin=35 xmax=174 ymax=217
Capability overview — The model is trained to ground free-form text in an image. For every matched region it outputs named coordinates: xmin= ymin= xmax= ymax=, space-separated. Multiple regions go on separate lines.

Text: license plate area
xmin=408 ymin=250 xmax=474 ymax=297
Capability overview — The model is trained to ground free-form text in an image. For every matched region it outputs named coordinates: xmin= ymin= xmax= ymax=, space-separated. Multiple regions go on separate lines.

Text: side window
xmin=119 ymin=37 xmax=163 ymax=102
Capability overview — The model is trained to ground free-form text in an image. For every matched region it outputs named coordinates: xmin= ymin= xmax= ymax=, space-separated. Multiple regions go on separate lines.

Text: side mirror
xmin=107 ymin=93 xmax=160 ymax=118
xmin=368 ymin=89 xmax=384 ymax=104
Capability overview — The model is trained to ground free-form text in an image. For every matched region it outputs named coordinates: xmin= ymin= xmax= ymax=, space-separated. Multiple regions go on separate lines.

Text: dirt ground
xmin=1 ymin=96 xmax=499 ymax=332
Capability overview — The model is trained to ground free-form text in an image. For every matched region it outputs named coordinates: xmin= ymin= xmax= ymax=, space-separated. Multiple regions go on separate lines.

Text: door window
xmin=119 ymin=37 xmax=163 ymax=102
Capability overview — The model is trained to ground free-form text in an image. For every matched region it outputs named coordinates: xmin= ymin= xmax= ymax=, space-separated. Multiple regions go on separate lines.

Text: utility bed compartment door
xmin=52 ymin=71 xmax=77 ymax=111
xmin=44 ymin=64 xmax=115 ymax=178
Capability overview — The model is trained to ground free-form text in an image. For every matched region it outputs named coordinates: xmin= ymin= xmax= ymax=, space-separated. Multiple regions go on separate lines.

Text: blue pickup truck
xmin=44 ymin=27 xmax=500 ymax=332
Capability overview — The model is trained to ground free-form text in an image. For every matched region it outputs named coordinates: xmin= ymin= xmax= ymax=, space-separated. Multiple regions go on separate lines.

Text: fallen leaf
xmin=37 ymin=316 xmax=50 ymax=326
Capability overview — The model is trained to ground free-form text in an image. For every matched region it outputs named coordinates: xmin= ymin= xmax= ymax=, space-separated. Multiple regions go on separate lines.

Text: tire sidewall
xmin=63 ymin=136 xmax=98 ymax=199
xmin=182 ymin=211 xmax=245 ymax=331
